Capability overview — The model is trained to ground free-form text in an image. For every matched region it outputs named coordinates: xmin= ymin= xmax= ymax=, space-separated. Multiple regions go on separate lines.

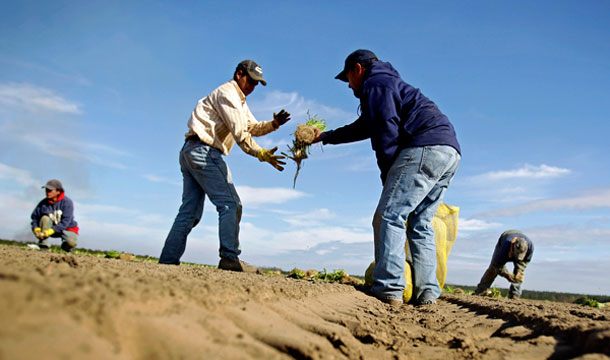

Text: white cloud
xmin=478 ymin=188 xmax=610 ymax=217
xmin=0 ymin=162 xmax=40 ymax=188
xmin=77 ymin=202 xmax=172 ymax=227
xmin=459 ymin=218 xmax=502 ymax=232
xmin=143 ymin=174 xmax=181 ymax=186
xmin=0 ymin=191 xmax=35 ymax=213
xmin=523 ymin=223 xmax=610 ymax=247
xmin=344 ymin=154 xmax=378 ymax=172
xmin=241 ymin=221 xmax=371 ymax=253
xmin=281 ymin=208 xmax=336 ymax=227
xmin=475 ymin=164 xmax=571 ymax=181
xmin=236 ymin=185 xmax=307 ymax=206
xmin=248 ymin=90 xmax=354 ymax=126
xmin=18 ymin=134 xmax=130 ymax=169
xmin=0 ymin=82 xmax=81 ymax=114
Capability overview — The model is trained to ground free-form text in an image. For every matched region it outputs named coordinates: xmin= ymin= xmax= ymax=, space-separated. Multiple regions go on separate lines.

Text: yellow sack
xmin=364 ymin=202 xmax=459 ymax=303
xmin=365 ymin=260 xmax=413 ymax=302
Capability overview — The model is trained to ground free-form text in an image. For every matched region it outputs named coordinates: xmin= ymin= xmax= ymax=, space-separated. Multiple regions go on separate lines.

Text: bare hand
xmin=312 ymin=127 xmax=323 ymax=143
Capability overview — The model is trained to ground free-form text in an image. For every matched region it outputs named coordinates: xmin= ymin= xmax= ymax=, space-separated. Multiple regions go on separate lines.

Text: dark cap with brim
xmin=42 ymin=179 xmax=63 ymax=191
xmin=512 ymin=237 xmax=528 ymax=261
xmin=335 ymin=49 xmax=378 ymax=82
xmin=237 ymin=60 xmax=267 ymax=86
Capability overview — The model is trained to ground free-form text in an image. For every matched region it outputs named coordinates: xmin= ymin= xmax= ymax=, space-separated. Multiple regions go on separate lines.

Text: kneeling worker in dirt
xmin=474 ymin=230 xmax=534 ymax=299
xmin=312 ymin=50 xmax=461 ymax=306
xmin=159 ymin=59 xmax=290 ymax=272
xmin=31 ymin=179 xmax=79 ymax=252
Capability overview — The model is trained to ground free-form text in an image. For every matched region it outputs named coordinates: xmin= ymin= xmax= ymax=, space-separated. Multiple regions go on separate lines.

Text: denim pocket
xmin=419 ymin=146 xmax=454 ymax=180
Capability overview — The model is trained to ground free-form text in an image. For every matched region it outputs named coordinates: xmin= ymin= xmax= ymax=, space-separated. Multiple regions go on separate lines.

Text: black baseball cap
xmin=236 ymin=60 xmax=267 ymax=86
xmin=335 ymin=49 xmax=378 ymax=82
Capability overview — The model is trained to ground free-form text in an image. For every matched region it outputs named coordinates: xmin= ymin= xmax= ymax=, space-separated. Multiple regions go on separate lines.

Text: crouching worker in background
xmin=31 ymin=179 xmax=79 ymax=252
xmin=474 ymin=230 xmax=534 ymax=299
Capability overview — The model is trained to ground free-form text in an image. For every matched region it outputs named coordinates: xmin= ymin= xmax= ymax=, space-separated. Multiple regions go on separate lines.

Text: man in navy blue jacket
xmin=474 ymin=230 xmax=534 ymax=299
xmin=313 ymin=50 xmax=461 ymax=305
xmin=31 ymin=179 xmax=79 ymax=252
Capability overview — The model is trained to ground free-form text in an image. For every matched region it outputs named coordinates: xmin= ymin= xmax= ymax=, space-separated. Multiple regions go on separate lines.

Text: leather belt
xmin=185 ymin=135 xmax=219 ymax=152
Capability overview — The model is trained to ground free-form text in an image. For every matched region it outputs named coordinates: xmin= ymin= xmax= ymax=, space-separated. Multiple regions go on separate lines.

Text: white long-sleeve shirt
xmin=186 ymin=80 xmax=277 ymax=156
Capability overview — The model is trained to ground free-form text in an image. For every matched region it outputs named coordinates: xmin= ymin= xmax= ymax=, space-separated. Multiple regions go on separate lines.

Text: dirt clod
xmin=294 ymin=124 xmax=316 ymax=145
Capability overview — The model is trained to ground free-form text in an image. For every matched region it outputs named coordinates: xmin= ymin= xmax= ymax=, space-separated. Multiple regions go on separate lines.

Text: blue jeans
xmin=39 ymin=215 xmax=78 ymax=249
xmin=159 ymin=139 xmax=242 ymax=264
xmin=371 ymin=145 xmax=460 ymax=302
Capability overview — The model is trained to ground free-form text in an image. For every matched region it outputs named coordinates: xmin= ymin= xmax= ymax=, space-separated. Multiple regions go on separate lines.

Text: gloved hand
xmin=501 ymin=272 xmax=516 ymax=283
xmin=514 ymin=271 xmax=524 ymax=282
xmin=272 ymin=109 xmax=291 ymax=128
xmin=257 ymin=147 xmax=286 ymax=171
xmin=33 ymin=227 xmax=43 ymax=239
xmin=41 ymin=228 xmax=55 ymax=239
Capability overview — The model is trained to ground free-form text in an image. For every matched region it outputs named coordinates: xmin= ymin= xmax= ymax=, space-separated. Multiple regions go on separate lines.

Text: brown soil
xmin=294 ymin=124 xmax=316 ymax=145
xmin=1 ymin=245 xmax=609 ymax=360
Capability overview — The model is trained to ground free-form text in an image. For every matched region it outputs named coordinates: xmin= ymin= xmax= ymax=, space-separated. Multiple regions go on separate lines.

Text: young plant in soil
xmin=282 ymin=111 xmax=327 ymax=188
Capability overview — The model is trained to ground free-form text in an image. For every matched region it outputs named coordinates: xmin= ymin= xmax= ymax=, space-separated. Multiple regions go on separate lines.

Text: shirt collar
xmin=48 ymin=192 xmax=65 ymax=204
xmin=230 ymin=80 xmax=246 ymax=104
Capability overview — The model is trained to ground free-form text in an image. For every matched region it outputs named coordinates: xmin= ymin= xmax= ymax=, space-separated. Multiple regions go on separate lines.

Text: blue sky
xmin=1 ymin=1 xmax=609 ymax=295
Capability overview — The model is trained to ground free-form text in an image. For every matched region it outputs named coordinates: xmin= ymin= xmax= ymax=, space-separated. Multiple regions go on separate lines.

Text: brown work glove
xmin=514 ymin=271 xmax=524 ymax=282
xmin=257 ymin=147 xmax=286 ymax=171
xmin=501 ymin=272 xmax=516 ymax=283
xmin=272 ymin=109 xmax=291 ymax=128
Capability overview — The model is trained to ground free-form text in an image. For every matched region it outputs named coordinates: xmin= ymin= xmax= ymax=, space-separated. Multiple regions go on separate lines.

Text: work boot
xmin=61 ymin=242 xmax=74 ymax=253
xmin=38 ymin=240 xmax=50 ymax=251
xmin=376 ymin=295 xmax=403 ymax=307
xmin=474 ymin=288 xmax=492 ymax=296
xmin=508 ymin=293 xmax=520 ymax=299
xmin=366 ymin=289 xmax=403 ymax=306
xmin=416 ymin=291 xmax=437 ymax=306
xmin=218 ymin=258 xmax=256 ymax=273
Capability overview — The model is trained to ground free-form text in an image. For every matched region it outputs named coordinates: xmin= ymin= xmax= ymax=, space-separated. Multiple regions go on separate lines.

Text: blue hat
xmin=335 ymin=49 xmax=378 ymax=82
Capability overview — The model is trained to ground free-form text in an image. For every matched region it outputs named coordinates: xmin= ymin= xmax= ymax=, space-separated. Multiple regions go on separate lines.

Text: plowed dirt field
xmin=1 ymin=246 xmax=608 ymax=359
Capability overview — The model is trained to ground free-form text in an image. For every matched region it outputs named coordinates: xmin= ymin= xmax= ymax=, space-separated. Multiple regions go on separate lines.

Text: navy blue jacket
xmin=322 ymin=61 xmax=461 ymax=183
xmin=31 ymin=193 xmax=79 ymax=234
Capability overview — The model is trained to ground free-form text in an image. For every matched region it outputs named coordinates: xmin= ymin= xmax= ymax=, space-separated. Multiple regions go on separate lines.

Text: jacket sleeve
xmin=31 ymin=202 xmax=42 ymax=229
xmin=523 ymin=241 xmax=534 ymax=263
xmin=321 ymin=115 xmax=369 ymax=144
xmin=245 ymin=105 xmax=277 ymax=137
xmin=514 ymin=260 xmax=528 ymax=275
xmin=53 ymin=198 xmax=75 ymax=233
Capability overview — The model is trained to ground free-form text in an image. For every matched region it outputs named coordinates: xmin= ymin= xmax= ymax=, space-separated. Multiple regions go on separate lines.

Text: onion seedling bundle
xmin=283 ymin=111 xmax=327 ymax=188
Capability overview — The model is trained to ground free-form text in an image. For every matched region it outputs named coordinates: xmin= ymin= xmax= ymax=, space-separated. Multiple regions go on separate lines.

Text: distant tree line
xmin=445 ymin=283 xmax=610 ymax=303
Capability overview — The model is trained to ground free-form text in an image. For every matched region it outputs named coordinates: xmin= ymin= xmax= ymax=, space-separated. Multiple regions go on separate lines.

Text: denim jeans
xmin=39 ymin=215 xmax=78 ymax=249
xmin=371 ymin=145 xmax=460 ymax=302
xmin=476 ymin=244 xmax=528 ymax=297
xmin=159 ymin=139 xmax=242 ymax=264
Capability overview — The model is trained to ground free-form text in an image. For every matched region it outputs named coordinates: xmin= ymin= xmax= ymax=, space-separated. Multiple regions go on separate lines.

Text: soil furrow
xmin=1 ymin=246 xmax=609 ymax=359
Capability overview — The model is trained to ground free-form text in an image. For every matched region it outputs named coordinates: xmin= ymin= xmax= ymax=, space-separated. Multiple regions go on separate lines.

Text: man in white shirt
xmin=159 ymin=59 xmax=290 ymax=272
